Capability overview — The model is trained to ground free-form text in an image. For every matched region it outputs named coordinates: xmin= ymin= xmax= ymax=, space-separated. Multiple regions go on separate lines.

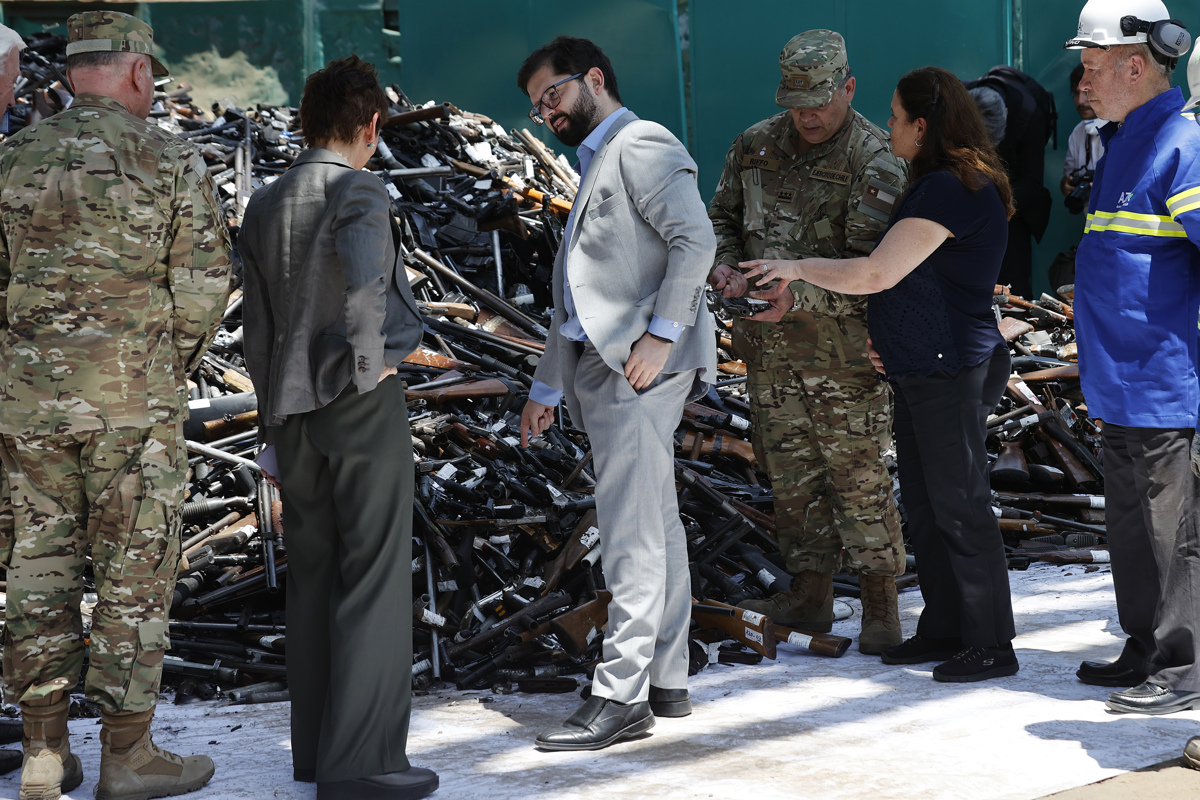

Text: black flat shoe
xmin=933 ymin=644 xmax=1019 ymax=683
xmin=580 ymin=684 xmax=691 ymax=718
xmin=1076 ymin=659 xmax=1147 ymax=687
xmin=649 ymin=686 xmax=691 ymax=718
xmin=536 ymin=696 xmax=654 ymax=751
xmin=1106 ymin=682 xmax=1200 ymax=715
xmin=880 ymin=635 xmax=964 ymax=665
xmin=317 ymin=767 xmax=439 ymax=800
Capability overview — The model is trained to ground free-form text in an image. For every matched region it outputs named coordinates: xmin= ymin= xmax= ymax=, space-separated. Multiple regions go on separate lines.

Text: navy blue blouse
xmin=867 ymin=170 xmax=1008 ymax=380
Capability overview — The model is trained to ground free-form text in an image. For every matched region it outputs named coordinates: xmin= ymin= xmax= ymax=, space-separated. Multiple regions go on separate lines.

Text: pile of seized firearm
xmin=1 ymin=39 xmax=1102 ymax=706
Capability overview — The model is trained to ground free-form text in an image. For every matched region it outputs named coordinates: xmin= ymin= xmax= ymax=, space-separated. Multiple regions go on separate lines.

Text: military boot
xmin=858 ymin=573 xmax=902 ymax=654
xmin=19 ymin=690 xmax=83 ymax=800
xmin=95 ymin=709 xmax=214 ymax=800
xmin=737 ymin=570 xmax=834 ymax=631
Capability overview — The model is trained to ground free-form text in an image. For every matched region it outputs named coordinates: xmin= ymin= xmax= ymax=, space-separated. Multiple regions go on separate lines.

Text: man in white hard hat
xmin=1065 ymin=0 xmax=1200 ymax=715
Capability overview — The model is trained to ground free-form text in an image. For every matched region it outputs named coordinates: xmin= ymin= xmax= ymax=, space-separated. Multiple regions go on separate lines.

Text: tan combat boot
xmin=858 ymin=573 xmax=902 ymax=654
xmin=95 ymin=709 xmax=215 ymax=800
xmin=19 ymin=689 xmax=83 ymax=800
xmin=1184 ymin=735 xmax=1200 ymax=770
xmin=737 ymin=570 xmax=834 ymax=631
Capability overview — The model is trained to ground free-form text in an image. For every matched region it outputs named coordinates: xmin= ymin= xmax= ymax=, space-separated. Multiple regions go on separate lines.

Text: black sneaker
xmin=880 ymin=634 xmax=964 ymax=665
xmin=933 ymin=644 xmax=1019 ymax=683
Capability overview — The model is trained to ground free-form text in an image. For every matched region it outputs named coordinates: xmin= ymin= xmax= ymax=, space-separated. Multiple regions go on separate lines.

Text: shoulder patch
xmin=859 ymin=177 xmax=900 ymax=222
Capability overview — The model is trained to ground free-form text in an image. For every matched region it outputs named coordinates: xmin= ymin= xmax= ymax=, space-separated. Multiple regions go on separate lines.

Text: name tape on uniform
xmin=811 ymin=167 xmax=851 ymax=185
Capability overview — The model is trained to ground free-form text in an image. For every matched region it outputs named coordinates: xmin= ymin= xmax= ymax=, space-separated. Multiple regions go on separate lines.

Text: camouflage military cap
xmin=66 ymin=11 xmax=168 ymax=78
xmin=776 ymin=30 xmax=849 ymax=109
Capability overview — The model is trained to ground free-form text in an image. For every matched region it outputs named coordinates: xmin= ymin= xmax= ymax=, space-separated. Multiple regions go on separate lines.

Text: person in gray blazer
xmin=239 ymin=56 xmax=438 ymax=800
xmin=516 ymin=36 xmax=718 ymax=752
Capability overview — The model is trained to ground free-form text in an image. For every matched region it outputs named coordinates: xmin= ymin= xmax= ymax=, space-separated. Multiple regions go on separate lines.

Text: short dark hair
xmin=65 ymin=51 xmax=137 ymax=72
xmin=516 ymin=36 xmax=622 ymax=104
xmin=1070 ymin=63 xmax=1085 ymax=92
xmin=299 ymin=55 xmax=390 ymax=146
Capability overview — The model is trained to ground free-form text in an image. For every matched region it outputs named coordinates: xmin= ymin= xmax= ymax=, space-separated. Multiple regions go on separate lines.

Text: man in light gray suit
xmin=516 ymin=36 xmax=717 ymax=752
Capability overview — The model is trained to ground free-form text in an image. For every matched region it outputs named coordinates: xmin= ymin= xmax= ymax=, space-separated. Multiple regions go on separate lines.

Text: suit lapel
xmin=568 ymin=111 xmax=639 ymax=251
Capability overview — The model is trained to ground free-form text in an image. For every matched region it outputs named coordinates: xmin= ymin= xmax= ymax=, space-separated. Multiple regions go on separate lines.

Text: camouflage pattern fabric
xmin=709 ymin=104 xmax=907 ymax=577
xmin=65 ymin=10 xmax=169 ymax=77
xmin=0 ymin=425 xmax=185 ymax=712
xmin=0 ymin=85 xmax=229 ymax=711
xmin=776 ymin=29 xmax=850 ymax=109
xmin=0 ymin=92 xmax=231 ymax=437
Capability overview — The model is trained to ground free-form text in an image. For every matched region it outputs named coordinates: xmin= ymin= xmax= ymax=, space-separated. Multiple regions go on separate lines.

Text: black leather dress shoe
xmin=536 ymin=696 xmax=654 ymax=751
xmin=649 ymin=686 xmax=691 ymax=718
xmin=581 ymin=684 xmax=691 ymax=718
xmin=1077 ymin=659 xmax=1148 ymax=687
xmin=316 ymin=767 xmax=439 ymax=800
xmin=1106 ymin=682 xmax=1200 ymax=715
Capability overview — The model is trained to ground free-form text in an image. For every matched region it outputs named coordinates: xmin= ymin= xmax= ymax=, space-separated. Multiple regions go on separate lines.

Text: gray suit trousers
xmin=1104 ymin=424 xmax=1200 ymax=692
xmin=572 ymin=343 xmax=694 ymax=703
xmin=273 ymin=375 xmax=414 ymax=782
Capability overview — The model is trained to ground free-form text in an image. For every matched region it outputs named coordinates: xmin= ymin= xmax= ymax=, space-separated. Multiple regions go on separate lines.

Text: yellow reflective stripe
xmin=1085 ymin=209 xmax=1186 ymax=236
xmin=1172 ymin=198 xmax=1200 ymax=217
xmin=1167 ymin=185 xmax=1200 ymax=209
xmin=1089 ymin=210 xmax=1175 ymax=223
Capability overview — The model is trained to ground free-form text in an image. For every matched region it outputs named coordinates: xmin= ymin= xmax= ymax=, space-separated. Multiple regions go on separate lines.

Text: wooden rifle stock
xmin=692 ymin=600 xmax=777 ymax=659
xmin=403 ymin=346 xmax=475 ymax=371
xmin=538 ymin=590 xmax=611 ymax=657
xmin=202 ymin=410 xmax=258 ymax=442
xmin=1018 ymin=364 xmax=1080 ymax=382
xmin=1005 ymin=380 xmax=1094 ymax=487
xmin=405 ymin=378 xmax=510 ymax=405
xmin=542 ymin=511 xmax=599 ymax=594
xmin=774 ymin=622 xmax=851 ymax=658
xmin=991 ymin=439 xmax=1030 ymax=485
xmin=679 ymin=430 xmax=758 ymax=469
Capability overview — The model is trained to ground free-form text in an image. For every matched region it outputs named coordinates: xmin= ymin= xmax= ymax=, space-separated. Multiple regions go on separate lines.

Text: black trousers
xmin=894 ymin=351 xmax=1016 ymax=648
xmin=274 ymin=375 xmax=414 ymax=783
xmin=1104 ymin=424 xmax=1200 ymax=692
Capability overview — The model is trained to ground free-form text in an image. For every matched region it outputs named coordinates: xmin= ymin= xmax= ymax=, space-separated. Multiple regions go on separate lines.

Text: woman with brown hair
xmin=742 ymin=66 xmax=1019 ymax=683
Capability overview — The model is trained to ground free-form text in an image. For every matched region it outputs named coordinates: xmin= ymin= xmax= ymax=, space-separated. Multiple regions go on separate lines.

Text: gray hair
xmin=1116 ymin=43 xmax=1173 ymax=81
xmin=969 ymin=86 xmax=1007 ymax=147
xmin=0 ymin=25 xmax=25 ymax=61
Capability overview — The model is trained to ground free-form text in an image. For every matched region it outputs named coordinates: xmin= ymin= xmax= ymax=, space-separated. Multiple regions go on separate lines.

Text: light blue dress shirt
xmin=529 ymin=107 xmax=688 ymax=408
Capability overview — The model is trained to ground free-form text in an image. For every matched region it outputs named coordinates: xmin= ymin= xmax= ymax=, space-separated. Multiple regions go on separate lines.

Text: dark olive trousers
xmin=274 ymin=375 xmax=414 ymax=783
xmin=894 ymin=351 xmax=1016 ymax=648
xmin=1104 ymin=424 xmax=1200 ymax=692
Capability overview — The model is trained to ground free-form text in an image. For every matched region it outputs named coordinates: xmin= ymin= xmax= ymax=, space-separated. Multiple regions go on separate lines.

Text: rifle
xmin=1005 ymin=380 xmax=1098 ymax=487
xmin=990 ymin=438 xmax=1030 ymax=485
xmin=256 ymin=477 xmax=279 ymax=593
xmin=542 ymin=511 xmax=600 ymax=594
xmin=993 ymin=491 xmax=1104 ymax=510
xmin=519 ymin=589 xmax=611 ymax=657
xmin=444 ymin=590 xmax=571 ymax=662
xmin=405 ymin=378 xmax=511 ymax=405
xmin=678 ymin=430 xmax=758 ymax=469
xmin=691 ymin=600 xmax=777 ymax=659
xmin=202 ymin=410 xmax=258 ymax=442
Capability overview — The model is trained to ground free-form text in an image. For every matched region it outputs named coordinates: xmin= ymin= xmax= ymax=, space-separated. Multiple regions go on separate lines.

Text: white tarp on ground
xmin=2 ymin=562 xmax=1197 ymax=800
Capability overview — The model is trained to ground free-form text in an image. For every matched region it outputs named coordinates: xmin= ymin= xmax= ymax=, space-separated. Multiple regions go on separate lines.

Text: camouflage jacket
xmin=0 ymin=93 xmax=232 ymax=436
xmin=709 ymin=109 xmax=906 ymax=368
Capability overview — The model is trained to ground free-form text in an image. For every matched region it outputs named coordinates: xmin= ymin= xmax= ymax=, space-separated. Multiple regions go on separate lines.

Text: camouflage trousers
xmin=747 ymin=356 xmax=904 ymax=577
xmin=0 ymin=424 xmax=184 ymax=713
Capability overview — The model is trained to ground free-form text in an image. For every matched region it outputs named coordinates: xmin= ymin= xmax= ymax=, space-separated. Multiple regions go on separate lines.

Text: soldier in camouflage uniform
xmin=0 ymin=12 xmax=230 ymax=800
xmin=708 ymin=30 xmax=907 ymax=653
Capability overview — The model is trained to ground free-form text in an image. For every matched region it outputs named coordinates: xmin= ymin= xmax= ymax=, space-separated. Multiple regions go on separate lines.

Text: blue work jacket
xmin=1077 ymin=87 xmax=1200 ymax=430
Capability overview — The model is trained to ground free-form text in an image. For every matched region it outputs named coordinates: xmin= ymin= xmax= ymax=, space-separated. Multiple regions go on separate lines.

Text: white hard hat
xmin=1066 ymin=0 xmax=1173 ymax=48
xmin=1184 ymin=41 xmax=1200 ymax=110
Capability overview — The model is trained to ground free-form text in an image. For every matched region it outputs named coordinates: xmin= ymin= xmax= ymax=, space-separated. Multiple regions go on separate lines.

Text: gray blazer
xmin=535 ymin=112 xmax=718 ymax=421
xmin=240 ymin=148 xmax=422 ymax=439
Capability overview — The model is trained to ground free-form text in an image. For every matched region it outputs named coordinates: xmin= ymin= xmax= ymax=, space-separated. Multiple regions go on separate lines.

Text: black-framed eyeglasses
xmin=529 ymin=73 xmax=584 ymax=125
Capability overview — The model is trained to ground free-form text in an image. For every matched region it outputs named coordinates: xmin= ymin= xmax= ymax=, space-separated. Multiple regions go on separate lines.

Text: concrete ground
xmin=2 ymin=562 xmax=1198 ymax=800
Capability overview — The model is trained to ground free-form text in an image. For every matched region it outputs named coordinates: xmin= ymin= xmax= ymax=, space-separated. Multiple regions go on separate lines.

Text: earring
xmin=915 ymin=136 xmax=923 ymax=147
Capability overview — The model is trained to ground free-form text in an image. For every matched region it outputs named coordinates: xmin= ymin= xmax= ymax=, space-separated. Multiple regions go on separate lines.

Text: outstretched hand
xmin=709 ymin=264 xmax=748 ymax=298
xmin=740 ymin=259 xmax=804 ymax=288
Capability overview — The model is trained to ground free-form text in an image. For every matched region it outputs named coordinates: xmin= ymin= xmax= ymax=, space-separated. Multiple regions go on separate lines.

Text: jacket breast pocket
xmin=585 ymin=192 xmax=627 ymax=221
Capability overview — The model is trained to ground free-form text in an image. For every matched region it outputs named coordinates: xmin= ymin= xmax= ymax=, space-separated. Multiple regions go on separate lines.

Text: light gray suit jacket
xmin=239 ymin=149 xmax=422 ymax=440
xmin=535 ymin=112 xmax=718 ymax=422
